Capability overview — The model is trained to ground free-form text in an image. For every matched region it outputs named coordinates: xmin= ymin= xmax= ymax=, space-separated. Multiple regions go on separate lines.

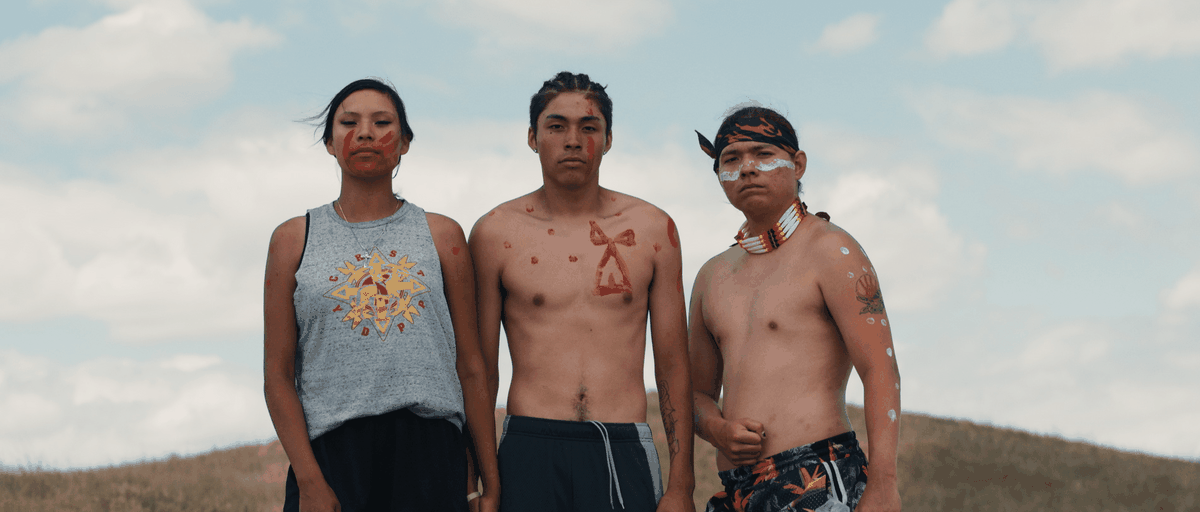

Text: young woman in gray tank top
xmin=263 ymin=79 xmax=499 ymax=512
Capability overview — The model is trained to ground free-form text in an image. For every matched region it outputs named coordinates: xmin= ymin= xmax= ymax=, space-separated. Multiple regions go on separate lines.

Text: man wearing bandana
xmin=689 ymin=106 xmax=902 ymax=512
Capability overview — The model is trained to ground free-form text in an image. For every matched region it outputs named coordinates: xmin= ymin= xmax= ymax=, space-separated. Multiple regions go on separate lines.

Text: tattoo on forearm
xmin=855 ymin=273 xmax=886 ymax=314
xmin=658 ymin=381 xmax=681 ymax=457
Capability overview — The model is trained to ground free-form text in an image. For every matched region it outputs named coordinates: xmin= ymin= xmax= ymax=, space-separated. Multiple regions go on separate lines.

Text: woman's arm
xmin=428 ymin=213 xmax=500 ymax=512
xmin=264 ymin=216 xmax=340 ymax=512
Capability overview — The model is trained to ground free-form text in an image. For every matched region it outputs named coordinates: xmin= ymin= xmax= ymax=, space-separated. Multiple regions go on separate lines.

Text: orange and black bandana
xmin=696 ymin=107 xmax=799 ymax=172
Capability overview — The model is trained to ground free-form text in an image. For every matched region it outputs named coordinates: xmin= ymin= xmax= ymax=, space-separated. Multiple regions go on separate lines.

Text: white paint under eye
xmin=847 ymin=272 xmax=854 ymax=278
xmin=840 ymin=247 xmax=849 ymax=255
xmin=881 ymin=319 xmax=888 ymax=326
xmin=886 ymin=347 xmax=893 ymax=357
xmin=866 ymin=317 xmax=875 ymax=325
xmin=888 ymin=409 xmax=897 ymax=422
xmin=755 ymin=158 xmax=795 ymax=172
xmin=718 ymin=169 xmax=740 ymax=182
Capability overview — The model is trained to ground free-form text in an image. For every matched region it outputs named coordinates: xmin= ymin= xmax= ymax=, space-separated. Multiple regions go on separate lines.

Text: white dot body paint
xmin=895 ymin=383 xmax=900 ymax=390
xmin=840 ymin=247 xmax=849 ymax=255
xmin=886 ymin=347 xmax=893 ymax=357
xmin=848 ymin=272 xmax=854 ymax=278
xmin=754 ymin=158 xmax=795 ymax=172
xmin=867 ymin=317 xmax=875 ymax=325
xmin=888 ymin=409 xmax=897 ymax=422
xmin=881 ymin=319 xmax=888 ymax=326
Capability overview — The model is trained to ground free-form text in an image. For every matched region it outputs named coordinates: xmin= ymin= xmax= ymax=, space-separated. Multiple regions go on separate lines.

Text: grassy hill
xmin=3 ymin=394 xmax=1197 ymax=511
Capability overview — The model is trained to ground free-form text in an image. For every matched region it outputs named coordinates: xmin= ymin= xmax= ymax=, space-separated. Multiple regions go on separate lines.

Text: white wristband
xmin=466 ymin=491 xmax=482 ymax=501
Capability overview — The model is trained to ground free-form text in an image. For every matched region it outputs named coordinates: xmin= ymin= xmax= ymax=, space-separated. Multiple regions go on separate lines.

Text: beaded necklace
xmin=735 ymin=199 xmax=807 ymax=254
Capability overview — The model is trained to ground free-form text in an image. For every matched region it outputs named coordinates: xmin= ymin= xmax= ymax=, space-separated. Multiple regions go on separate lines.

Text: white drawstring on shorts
xmin=588 ymin=420 xmax=625 ymax=509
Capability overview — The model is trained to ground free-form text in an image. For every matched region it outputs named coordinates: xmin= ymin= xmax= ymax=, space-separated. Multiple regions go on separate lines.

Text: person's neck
xmin=537 ymin=180 xmax=604 ymax=218
xmin=742 ymin=197 xmax=799 ymax=235
xmin=336 ymin=179 xmax=401 ymax=222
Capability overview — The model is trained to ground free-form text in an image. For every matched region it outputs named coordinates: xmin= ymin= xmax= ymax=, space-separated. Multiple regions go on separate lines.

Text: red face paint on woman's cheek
xmin=341 ymin=130 xmax=355 ymax=162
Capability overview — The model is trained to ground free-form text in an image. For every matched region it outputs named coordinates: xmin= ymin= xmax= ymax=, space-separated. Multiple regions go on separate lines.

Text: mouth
xmin=740 ymin=183 xmax=766 ymax=193
xmin=559 ymin=157 xmax=587 ymax=165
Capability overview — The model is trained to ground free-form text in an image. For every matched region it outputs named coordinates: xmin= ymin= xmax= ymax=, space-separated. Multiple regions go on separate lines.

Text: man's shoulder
xmin=470 ymin=193 xmax=539 ymax=239
xmin=799 ymin=218 xmax=871 ymax=269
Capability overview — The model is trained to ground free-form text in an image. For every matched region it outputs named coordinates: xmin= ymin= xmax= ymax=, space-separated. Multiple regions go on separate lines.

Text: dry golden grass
xmin=4 ymin=395 xmax=1197 ymax=511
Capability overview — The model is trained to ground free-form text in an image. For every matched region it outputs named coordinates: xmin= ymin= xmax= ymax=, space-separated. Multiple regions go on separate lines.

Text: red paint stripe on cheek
xmin=587 ymin=137 xmax=595 ymax=159
xmin=342 ymin=130 xmax=355 ymax=162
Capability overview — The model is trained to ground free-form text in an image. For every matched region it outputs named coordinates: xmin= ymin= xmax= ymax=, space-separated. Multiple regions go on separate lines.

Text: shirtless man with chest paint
xmin=469 ymin=72 xmax=695 ymax=512
xmin=689 ymin=107 xmax=901 ymax=512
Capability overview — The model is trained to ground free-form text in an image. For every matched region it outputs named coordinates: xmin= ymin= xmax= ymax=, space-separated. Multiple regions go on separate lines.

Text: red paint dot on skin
xmin=451 ymin=246 xmax=460 ymax=255
xmin=418 ymin=300 xmax=425 ymax=308
xmin=610 ymin=197 xmax=617 ymax=202
xmin=569 ymin=255 xmax=578 ymax=262
xmin=526 ymin=205 xmax=535 ymax=213
xmin=488 ymin=210 xmax=496 ymax=216
xmin=667 ymin=218 xmax=680 ymax=248
xmin=531 ymin=256 xmax=539 ymax=264
xmin=504 ymin=241 xmax=512 ymax=249
xmin=548 ymin=228 xmax=555 ymax=235
xmin=614 ymin=212 xmax=621 ymax=216
xmin=265 ymin=279 xmax=271 ymax=287
xmin=653 ymin=243 xmax=661 ymax=253
xmin=417 ymin=270 xmax=425 ymax=276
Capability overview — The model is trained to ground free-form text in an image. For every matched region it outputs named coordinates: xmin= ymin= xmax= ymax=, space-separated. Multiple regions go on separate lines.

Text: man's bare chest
xmin=499 ymin=219 xmax=655 ymax=305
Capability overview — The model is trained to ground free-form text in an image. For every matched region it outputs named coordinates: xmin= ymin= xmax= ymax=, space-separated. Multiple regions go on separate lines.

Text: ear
xmin=325 ymin=137 xmax=336 ymax=157
xmin=603 ymin=130 xmax=613 ymax=153
xmin=528 ymin=127 xmax=538 ymax=152
xmin=792 ymin=149 xmax=807 ymax=182
xmin=398 ymin=134 xmax=411 ymax=156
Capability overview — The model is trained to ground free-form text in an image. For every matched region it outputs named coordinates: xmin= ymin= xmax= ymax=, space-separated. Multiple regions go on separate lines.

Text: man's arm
xmin=816 ymin=230 xmax=901 ymax=511
xmin=688 ymin=258 xmax=765 ymax=467
xmin=430 ymin=213 xmax=499 ymax=512
xmin=468 ymin=212 xmax=505 ymax=412
xmin=648 ymin=215 xmax=695 ymax=511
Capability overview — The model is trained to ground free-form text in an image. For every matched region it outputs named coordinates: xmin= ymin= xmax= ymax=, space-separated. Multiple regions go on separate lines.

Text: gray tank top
xmin=293 ymin=200 xmax=464 ymax=439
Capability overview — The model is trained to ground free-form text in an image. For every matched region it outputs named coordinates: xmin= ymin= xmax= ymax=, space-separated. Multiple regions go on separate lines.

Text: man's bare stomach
xmin=503 ymin=326 xmax=651 ymax=423
xmin=717 ymin=378 xmax=852 ymax=471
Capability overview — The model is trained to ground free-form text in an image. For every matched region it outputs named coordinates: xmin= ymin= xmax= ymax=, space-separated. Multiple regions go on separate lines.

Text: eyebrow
xmin=542 ymin=114 xmax=602 ymax=123
xmin=721 ymin=143 xmax=775 ymax=158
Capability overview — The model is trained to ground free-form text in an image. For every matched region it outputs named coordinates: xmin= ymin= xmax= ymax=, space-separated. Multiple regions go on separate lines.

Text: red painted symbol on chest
xmin=547 ymin=228 xmax=555 ymax=235
xmin=569 ymin=255 xmax=578 ymax=262
xmin=589 ymin=221 xmax=636 ymax=296
xmin=526 ymin=205 xmax=535 ymax=213
xmin=531 ymin=256 xmax=539 ymax=264
xmin=504 ymin=241 xmax=512 ymax=249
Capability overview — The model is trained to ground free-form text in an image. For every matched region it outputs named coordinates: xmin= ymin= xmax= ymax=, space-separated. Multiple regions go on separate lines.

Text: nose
xmin=564 ymin=128 xmax=582 ymax=149
xmin=357 ymin=122 xmax=376 ymax=141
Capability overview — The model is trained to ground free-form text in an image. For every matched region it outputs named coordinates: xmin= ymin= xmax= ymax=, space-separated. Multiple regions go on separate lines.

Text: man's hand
xmin=655 ymin=488 xmax=695 ymax=512
xmin=712 ymin=417 xmax=766 ymax=466
xmin=854 ymin=482 xmax=900 ymax=512
xmin=299 ymin=479 xmax=341 ymax=512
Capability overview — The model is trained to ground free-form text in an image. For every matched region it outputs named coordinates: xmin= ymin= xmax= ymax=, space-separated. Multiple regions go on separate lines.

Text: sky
xmin=1 ymin=0 xmax=1198 ymax=469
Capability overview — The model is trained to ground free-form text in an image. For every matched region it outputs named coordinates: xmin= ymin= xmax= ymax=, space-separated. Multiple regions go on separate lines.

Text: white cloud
xmin=0 ymin=350 xmax=273 ymax=468
xmin=912 ymin=88 xmax=1200 ymax=184
xmin=0 ymin=112 xmax=333 ymax=342
xmin=803 ymin=124 xmax=987 ymax=312
xmin=814 ymin=13 xmax=882 ymax=54
xmin=925 ymin=0 xmax=1200 ymax=69
xmin=925 ymin=0 xmax=1017 ymax=57
xmin=1161 ymin=266 xmax=1200 ymax=312
xmin=0 ymin=0 xmax=279 ymax=132
xmin=428 ymin=0 xmax=673 ymax=54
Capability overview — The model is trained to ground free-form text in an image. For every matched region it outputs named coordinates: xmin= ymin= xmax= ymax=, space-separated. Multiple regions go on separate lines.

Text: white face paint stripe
xmin=755 ymin=158 xmax=795 ymax=172
xmin=717 ymin=170 xmax=740 ymax=182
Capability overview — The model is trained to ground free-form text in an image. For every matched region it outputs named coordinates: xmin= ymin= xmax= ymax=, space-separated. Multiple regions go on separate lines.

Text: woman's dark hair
xmin=529 ymin=71 xmax=612 ymax=136
xmin=309 ymin=78 xmax=414 ymax=146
